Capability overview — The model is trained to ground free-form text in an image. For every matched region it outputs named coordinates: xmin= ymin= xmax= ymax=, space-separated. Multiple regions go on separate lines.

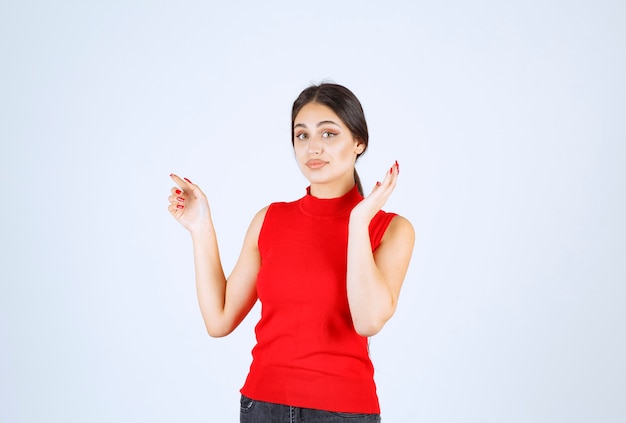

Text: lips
xmin=306 ymin=159 xmax=328 ymax=169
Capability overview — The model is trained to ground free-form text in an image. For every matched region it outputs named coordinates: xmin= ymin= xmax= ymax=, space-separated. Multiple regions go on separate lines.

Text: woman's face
xmin=293 ymin=102 xmax=364 ymax=192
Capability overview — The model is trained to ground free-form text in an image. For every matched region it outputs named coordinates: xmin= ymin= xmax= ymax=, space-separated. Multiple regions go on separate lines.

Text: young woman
xmin=168 ymin=83 xmax=414 ymax=422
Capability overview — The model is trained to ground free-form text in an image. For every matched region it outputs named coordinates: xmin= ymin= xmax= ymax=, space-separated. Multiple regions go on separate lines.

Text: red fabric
xmin=240 ymin=185 xmax=396 ymax=413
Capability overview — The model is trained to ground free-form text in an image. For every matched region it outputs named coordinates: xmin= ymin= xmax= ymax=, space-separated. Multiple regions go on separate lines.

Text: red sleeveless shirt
xmin=240 ymin=185 xmax=396 ymax=413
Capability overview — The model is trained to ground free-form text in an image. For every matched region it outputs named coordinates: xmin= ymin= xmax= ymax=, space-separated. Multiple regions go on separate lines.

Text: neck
xmin=309 ymin=177 xmax=356 ymax=199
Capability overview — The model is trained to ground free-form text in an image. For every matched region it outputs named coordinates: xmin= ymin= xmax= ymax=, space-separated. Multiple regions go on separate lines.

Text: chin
xmin=303 ymin=173 xmax=331 ymax=185
xmin=299 ymin=168 xmax=324 ymax=182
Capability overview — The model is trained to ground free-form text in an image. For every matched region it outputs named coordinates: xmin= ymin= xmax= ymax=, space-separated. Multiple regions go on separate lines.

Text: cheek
xmin=293 ymin=144 xmax=308 ymax=163
xmin=294 ymin=143 xmax=305 ymax=155
xmin=340 ymin=143 xmax=359 ymax=159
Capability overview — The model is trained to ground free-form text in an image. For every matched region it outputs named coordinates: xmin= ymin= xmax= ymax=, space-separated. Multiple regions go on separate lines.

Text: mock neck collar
xmin=300 ymin=184 xmax=363 ymax=217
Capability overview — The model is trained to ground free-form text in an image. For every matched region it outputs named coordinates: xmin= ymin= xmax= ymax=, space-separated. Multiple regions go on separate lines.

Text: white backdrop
xmin=1 ymin=1 xmax=625 ymax=422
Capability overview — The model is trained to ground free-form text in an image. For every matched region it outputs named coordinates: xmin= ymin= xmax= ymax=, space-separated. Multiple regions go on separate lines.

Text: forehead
xmin=294 ymin=102 xmax=343 ymax=126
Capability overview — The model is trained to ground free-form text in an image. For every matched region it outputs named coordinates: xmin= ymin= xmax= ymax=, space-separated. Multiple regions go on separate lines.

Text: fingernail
xmin=184 ymin=177 xmax=192 ymax=184
xmin=177 ymin=197 xmax=185 ymax=202
xmin=389 ymin=166 xmax=393 ymax=174
xmin=175 ymin=189 xmax=181 ymax=195
xmin=396 ymin=160 xmax=400 ymax=173
xmin=376 ymin=181 xmax=381 ymax=187
xmin=176 ymin=204 xmax=184 ymax=209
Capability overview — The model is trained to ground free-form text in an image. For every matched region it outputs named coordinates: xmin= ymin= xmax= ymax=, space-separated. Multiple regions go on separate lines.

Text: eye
xmin=322 ymin=131 xmax=336 ymax=138
xmin=295 ymin=133 xmax=307 ymax=140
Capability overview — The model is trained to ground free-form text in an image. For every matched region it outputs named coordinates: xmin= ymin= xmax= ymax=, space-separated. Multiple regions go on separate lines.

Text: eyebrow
xmin=293 ymin=120 xmax=341 ymax=129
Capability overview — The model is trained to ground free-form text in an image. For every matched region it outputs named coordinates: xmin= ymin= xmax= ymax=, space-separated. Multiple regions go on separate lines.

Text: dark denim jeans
xmin=240 ymin=395 xmax=381 ymax=423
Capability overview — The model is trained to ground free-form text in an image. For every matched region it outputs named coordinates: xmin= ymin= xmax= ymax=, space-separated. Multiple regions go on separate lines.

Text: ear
xmin=355 ymin=141 xmax=366 ymax=155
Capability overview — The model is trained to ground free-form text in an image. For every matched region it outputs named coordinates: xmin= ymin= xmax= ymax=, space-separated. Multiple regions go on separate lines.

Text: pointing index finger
xmin=170 ymin=173 xmax=190 ymax=190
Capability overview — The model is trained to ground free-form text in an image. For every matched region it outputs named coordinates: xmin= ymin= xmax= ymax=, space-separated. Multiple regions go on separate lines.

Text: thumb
xmin=170 ymin=173 xmax=204 ymax=198
xmin=366 ymin=181 xmax=382 ymax=196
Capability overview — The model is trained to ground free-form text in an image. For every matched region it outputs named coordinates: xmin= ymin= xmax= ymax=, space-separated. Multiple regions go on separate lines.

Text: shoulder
xmin=242 ymin=205 xmax=270 ymax=239
xmin=388 ymin=214 xmax=414 ymax=233
xmin=368 ymin=211 xmax=413 ymax=251
xmin=381 ymin=214 xmax=415 ymax=248
xmin=251 ymin=205 xmax=270 ymax=227
xmin=259 ymin=197 xmax=303 ymax=220
xmin=249 ymin=200 xmax=295 ymax=234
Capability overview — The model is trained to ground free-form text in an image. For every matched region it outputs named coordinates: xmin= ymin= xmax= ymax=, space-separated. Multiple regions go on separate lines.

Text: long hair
xmin=291 ymin=83 xmax=369 ymax=195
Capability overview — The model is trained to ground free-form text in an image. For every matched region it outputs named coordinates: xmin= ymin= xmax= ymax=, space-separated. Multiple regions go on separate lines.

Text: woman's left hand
xmin=350 ymin=161 xmax=400 ymax=225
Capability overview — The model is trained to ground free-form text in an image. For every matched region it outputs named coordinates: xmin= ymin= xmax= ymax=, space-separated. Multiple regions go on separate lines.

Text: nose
xmin=308 ymin=135 xmax=323 ymax=155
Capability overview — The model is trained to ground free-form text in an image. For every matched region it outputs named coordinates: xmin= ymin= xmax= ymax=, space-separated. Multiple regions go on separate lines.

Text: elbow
xmin=352 ymin=300 xmax=397 ymax=337
xmin=207 ymin=329 xmax=228 ymax=338
xmin=354 ymin=322 xmax=383 ymax=337
xmin=352 ymin=311 xmax=394 ymax=337
xmin=205 ymin=322 xmax=233 ymax=338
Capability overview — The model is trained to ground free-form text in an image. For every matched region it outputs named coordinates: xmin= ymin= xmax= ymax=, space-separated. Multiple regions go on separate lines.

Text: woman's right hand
xmin=168 ymin=173 xmax=212 ymax=234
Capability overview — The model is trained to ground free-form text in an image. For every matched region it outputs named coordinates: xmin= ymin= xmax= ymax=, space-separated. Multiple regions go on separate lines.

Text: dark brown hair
xmin=291 ymin=83 xmax=369 ymax=195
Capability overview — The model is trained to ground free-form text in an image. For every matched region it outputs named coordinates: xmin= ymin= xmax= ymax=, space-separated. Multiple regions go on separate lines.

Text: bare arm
xmin=168 ymin=174 xmax=265 ymax=337
xmin=346 ymin=163 xmax=415 ymax=337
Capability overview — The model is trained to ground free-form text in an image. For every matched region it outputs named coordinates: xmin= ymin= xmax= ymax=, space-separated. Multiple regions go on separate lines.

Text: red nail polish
xmin=389 ymin=166 xmax=393 ymax=174
xmin=376 ymin=181 xmax=381 ymax=187
xmin=175 ymin=189 xmax=181 ymax=195
xmin=177 ymin=204 xmax=184 ymax=209
xmin=184 ymin=177 xmax=192 ymax=184
xmin=177 ymin=197 xmax=184 ymax=202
